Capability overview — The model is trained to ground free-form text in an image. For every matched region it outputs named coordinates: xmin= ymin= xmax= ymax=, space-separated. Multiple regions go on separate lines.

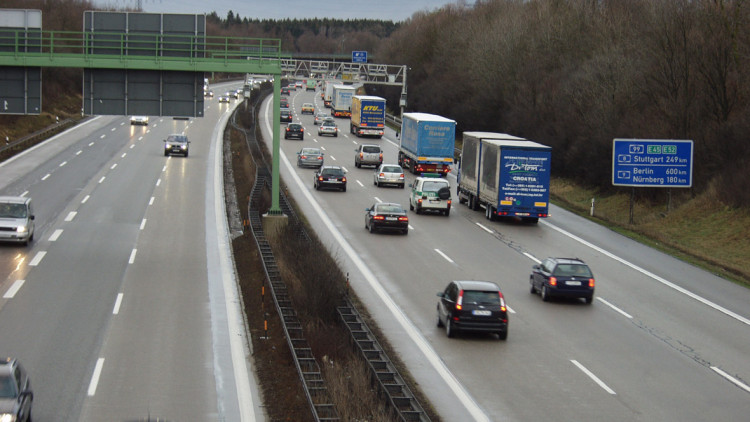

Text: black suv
xmin=280 ymin=108 xmax=293 ymax=123
xmin=0 ymin=358 xmax=33 ymax=422
xmin=284 ymin=123 xmax=305 ymax=140
xmin=437 ymin=280 xmax=508 ymax=340
xmin=530 ymin=257 xmax=595 ymax=303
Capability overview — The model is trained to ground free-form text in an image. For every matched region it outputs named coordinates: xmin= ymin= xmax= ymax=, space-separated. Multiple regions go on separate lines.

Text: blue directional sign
xmin=352 ymin=51 xmax=367 ymax=63
xmin=612 ymin=139 xmax=693 ymax=187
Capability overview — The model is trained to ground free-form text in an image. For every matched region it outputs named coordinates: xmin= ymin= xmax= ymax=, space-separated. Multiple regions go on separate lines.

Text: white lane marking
xmin=542 ymin=221 xmax=750 ymax=327
xmin=571 ymin=359 xmax=616 ymax=395
xmin=111 ymin=127 xmax=116 ymax=131
xmin=48 ymin=229 xmax=63 ymax=241
xmin=3 ymin=280 xmax=25 ymax=299
xmin=342 ymin=166 xmax=349 ymax=172
xmin=59 ymin=161 xmax=67 ymax=167
xmin=263 ymin=106 xmax=491 ymax=421
xmin=330 ymin=156 xmax=337 ymax=161
xmin=100 ymin=134 xmax=105 ymax=139
xmin=110 ymin=163 xmax=117 ymax=170
xmin=156 ymin=178 xmax=161 ymax=186
xmin=87 ymin=358 xmax=105 ymax=396
xmin=98 ymin=176 xmax=105 ymax=184
xmin=162 ymin=165 xmax=167 ymax=172
xmin=356 ymin=180 xmax=364 ymax=187
xmin=76 ymin=150 xmax=83 ymax=155
xmin=506 ymin=305 xmax=516 ymax=314
xmin=20 ymin=191 xmax=28 ymax=197
xmin=65 ymin=212 xmax=77 ymax=222
xmin=475 ymin=222 xmax=493 ymax=233
xmin=434 ymin=249 xmax=454 ymax=263
xmin=121 ymin=153 xmax=127 ymax=158
xmin=128 ymin=249 xmax=137 ymax=264
xmin=112 ymin=293 xmax=124 ymax=315
xmin=711 ymin=366 xmax=750 ymax=393
xmin=408 ymin=224 xmax=414 ymax=230
xmin=81 ymin=195 xmax=90 ymax=204
xmin=29 ymin=251 xmax=46 ymax=266
xmin=374 ymin=197 xmax=382 ymax=203
xmin=149 ymin=196 xmax=155 ymax=205
xmin=597 ymin=297 xmax=633 ymax=319
xmin=320 ymin=146 xmax=327 ymax=151
xmin=523 ymin=252 xmax=541 ymax=264
xmin=41 ymin=174 xmax=51 ymax=181
xmin=89 ymin=141 xmax=95 ymax=146
xmin=140 ymin=219 xmax=147 ymax=230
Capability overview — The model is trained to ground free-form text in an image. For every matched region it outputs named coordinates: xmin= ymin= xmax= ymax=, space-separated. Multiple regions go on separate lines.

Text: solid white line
xmin=48 ymin=229 xmax=63 ymax=242
xmin=98 ymin=176 xmax=105 ymax=184
xmin=597 ymin=297 xmax=633 ymax=319
xmin=128 ymin=249 xmax=137 ymax=264
xmin=711 ymin=366 xmax=750 ymax=393
xmin=112 ymin=293 xmax=124 ymax=315
xmin=3 ymin=280 xmax=25 ymax=299
xmin=29 ymin=251 xmax=46 ymax=266
xmin=140 ymin=219 xmax=147 ymax=230
xmin=475 ymin=222 xmax=493 ymax=234
xmin=434 ymin=249 xmax=454 ymax=263
xmin=542 ymin=221 xmax=750 ymax=327
xmin=81 ymin=195 xmax=90 ymax=204
xmin=87 ymin=358 xmax=105 ymax=396
xmin=571 ymin=359 xmax=616 ymax=394
xmin=65 ymin=211 xmax=77 ymax=221
xmin=41 ymin=174 xmax=51 ymax=181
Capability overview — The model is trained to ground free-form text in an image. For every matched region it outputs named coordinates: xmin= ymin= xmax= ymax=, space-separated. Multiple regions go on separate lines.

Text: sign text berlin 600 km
xmin=612 ymin=139 xmax=693 ymax=188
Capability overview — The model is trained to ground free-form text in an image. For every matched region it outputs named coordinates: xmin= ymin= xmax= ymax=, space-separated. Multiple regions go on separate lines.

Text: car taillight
xmin=286 ymin=127 xmax=290 ymax=132
xmin=360 ymin=152 xmax=364 ymax=159
xmin=417 ymin=198 xmax=422 ymax=204
xmin=317 ymin=156 xmax=323 ymax=160
xmin=341 ymin=177 xmax=346 ymax=182
xmin=456 ymin=290 xmax=464 ymax=310
xmin=374 ymin=215 xmax=385 ymax=220
xmin=379 ymin=153 xmax=383 ymax=160
xmin=301 ymin=128 xmax=304 ymax=132
xmin=300 ymin=155 xmax=307 ymax=159
xmin=318 ymin=176 xmax=324 ymax=181
xmin=499 ymin=292 xmax=507 ymax=312
xmin=398 ymin=216 xmax=408 ymax=222
xmin=399 ymin=174 xmax=405 ymax=178
xmin=549 ymin=277 xmax=557 ymax=286
xmin=444 ymin=167 xmax=451 ymax=173
xmin=589 ymin=278 xmax=595 ymax=287
xmin=379 ymin=173 xmax=385 ymax=177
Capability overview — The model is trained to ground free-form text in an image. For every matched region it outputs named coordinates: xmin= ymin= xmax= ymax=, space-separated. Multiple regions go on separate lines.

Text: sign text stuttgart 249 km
xmin=612 ymin=139 xmax=693 ymax=188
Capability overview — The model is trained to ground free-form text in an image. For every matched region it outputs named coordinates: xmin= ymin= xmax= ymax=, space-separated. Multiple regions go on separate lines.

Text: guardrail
xmin=0 ymin=118 xmax=75 ymax=158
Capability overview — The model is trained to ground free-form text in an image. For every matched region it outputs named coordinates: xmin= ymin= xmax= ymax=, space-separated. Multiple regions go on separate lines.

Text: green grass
xmin=550 ymin=178 xmax=750 ymax=287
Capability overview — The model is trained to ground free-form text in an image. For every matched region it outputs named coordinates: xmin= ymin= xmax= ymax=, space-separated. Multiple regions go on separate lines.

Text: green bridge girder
xmin=0 ymin=29 xmax=285 ymax=215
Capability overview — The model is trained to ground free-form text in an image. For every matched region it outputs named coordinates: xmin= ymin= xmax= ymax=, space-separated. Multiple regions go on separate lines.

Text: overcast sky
xmin=91 ymin=0 xmax=461 ymax=22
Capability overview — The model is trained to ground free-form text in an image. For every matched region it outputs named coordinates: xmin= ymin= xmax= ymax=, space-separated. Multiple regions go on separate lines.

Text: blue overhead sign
xmin=352 ymin=50 xmax=367 ymax=63
xmin=612 ymin=139 xmax=693 ymax=187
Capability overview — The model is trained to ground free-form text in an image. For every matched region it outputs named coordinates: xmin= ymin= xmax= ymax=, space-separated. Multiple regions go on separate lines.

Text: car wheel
xmin=445 ymin=318 xmax=456 ymax=338
xmin=541 ymin=285 xmax=550 ymax=302
xmin=334 ymin=133 xmax=338 ymax=137
xmin=315 ymin=183 xmax=320 ymax=191
xmin=374 ymin=180 xmax=378 ymax=186
xmin=486 ymin=205 xmax=494 ymax=221
xmin=416 ymin=206 xmax=422 ymax=215
xmin=164 ymin=151 xmax=169 ymax=156
xmin=498 ymin=330 xmax=508 ymax=340
xmin=585 ymin=296 xmax=594 ymax=304
xmin=409 ymin=201 xmax=414 ymax=211
xmin=444 ymin=209 xmax=450 ymax=216
xmin=184 ymin=151 xmax=188 ymax=157
xmin=400 ymin=184 xmax=405 ymax=189
xmin=341 ymin=186 xmax=346 ymax=192
xmin=436 ymin=311 xmax=444 ymax=327
xmin=402 ymin=228 xmax=409 ymax=235
xmin=368 ymin=222 xmax=375 ymax=233
xmin=530 ymin=279 xmax=537 ymax=294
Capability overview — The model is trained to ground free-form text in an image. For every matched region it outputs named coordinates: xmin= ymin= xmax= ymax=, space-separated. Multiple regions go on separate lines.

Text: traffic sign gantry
xmin=612 ymin=139 xmax=693 ymax=188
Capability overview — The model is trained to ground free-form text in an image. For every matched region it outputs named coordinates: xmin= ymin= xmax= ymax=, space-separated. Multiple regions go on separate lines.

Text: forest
xmin=4 ymin=0 xmax=749 ymax=207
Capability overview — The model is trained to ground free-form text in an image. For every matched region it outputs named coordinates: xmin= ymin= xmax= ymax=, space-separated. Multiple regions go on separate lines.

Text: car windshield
xmin=363 ymin=146 xmax=380 ymax=153
xmin=375 ymin=204 xmax=403 ymax=213
xmin=382 ymin=166 xmax=401 ymax=173
xmin=554 ymin=264 xmax=593 ymax=277
xmin=322 ymin=122 xmax=336 ymax=127
xmin=423 ymin=181 xmax=449 ymax=191
xmin=322 ymin=168 xmax=343 ymax=176
xmin=0 ymin=204 xmax=27 ymax=218
xmin=289 ymin=124 xmax=302 ymax=129
xmin=0 ymin=374 xmax=17 ymax=398
xmin=167 ymin=135 xmax=187 ymax=143
xmin=302 ymin=149 xmax=320 ymax=154
xmin=463 ymin=290 xmax=500 ymax=305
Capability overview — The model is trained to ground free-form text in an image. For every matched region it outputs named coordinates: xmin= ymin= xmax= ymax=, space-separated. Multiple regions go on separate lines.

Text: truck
xmin=398 ymin=112 xmax=456 ymax=176
xmin=306 ymin=79 xmax=316 ymax=91
xmin=457 ymin=132 xmax=551 ymax=224
xmin=350 ymin=95 xmax=386 ymax=138
xmin=331 ymin=84 xmax=356 ymax=117
xmin=322 ymin=81 xmax=335 ymax=107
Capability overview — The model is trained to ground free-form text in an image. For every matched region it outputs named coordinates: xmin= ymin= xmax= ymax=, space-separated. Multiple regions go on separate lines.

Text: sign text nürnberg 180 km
xmin=612 ymin=139 xmax=693 ymax=188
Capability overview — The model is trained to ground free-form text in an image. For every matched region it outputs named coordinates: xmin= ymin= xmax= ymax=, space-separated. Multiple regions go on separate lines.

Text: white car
xmin=318 ymin=120 xmax=339 ymax=137
xmin=130 ymin=116 xmax=149 ymax=125
xmin=409 ymin=176 xmax=452 ymax=216
xmin=373 ymin=164 xmax=405 ymax=188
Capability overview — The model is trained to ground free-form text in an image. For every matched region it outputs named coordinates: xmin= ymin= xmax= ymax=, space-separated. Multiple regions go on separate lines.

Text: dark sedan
xmin=314 ymin=166 xmax=347 ymax=192
xmin=364 ymin=202 xmax=409 ymax=235
xmin=437 ymin=280 xmax=508 ymax=339
xmin=530 ymin=257 xmax=595 ymax=304
xmin=284 ymin=123 xmax=304 ymax=140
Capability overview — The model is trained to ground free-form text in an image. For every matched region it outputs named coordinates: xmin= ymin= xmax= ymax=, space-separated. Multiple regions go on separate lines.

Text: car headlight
xmin=0 ymin=413 xmax=18 ymax=422
xmin=16 ymin=225 xmax=28 ymax=233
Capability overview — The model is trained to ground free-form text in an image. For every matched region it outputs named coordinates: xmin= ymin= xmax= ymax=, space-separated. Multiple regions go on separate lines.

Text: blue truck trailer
xmin=398 ymin=112 xmax=456 ymax=175
xmin=457 ymin=132 xmax=551 ymax=223
xmin=350 ymin=95 xmax=386 ymax=138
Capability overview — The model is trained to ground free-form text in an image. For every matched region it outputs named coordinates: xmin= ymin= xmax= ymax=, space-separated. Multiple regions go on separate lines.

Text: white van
xmin=0 ymin=196 xmax=35 ymax=245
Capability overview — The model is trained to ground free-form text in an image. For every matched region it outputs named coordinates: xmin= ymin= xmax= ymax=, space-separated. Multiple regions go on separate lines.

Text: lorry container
xmin=398 ymin=112 xmax=456 ymax=175
xmin=306 ymin=79 xmax=316 ymax=91
xmin=322 ymin=81 xmax=335 ymax=107
xmin=350 ymin=95 xmax=386 ymax=138
xmin=331 ymin=84 xmax=356 ymax=117
xmin=457 ymin=132 xmax=551 ymax=223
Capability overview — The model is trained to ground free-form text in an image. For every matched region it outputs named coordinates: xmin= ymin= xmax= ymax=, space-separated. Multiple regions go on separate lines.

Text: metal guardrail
xmin=0 ymin=118 xmax=74 ymax=156
xmin=386 ymin=113 xmax=401 ymax=128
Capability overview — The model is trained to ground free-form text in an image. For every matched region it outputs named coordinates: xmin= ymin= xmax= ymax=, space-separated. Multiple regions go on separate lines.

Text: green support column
xmin=268 ymin=76 xmax=284 ymax=215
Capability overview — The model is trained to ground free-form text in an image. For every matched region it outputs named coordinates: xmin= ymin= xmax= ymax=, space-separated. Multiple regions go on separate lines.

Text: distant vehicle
xmin=354 ymin=144 xmax=383 ymax=168
xmin=301 ymin=103 xmax=315 ymax=114
xmin=231 ymin=90 xmax=240 ymax=99
xmin=280 ymin=108 xmax=293 ymax=123
xmin=218 ymin=95 xmax=231 ymax=103
xmin=530 ymin=257 xmax=595 ymax=304
xmin=295 ymin=81 xmax=303 ymax=88
xmin=350 ymin=95 xmax=386 ymax=138
xmin=204 ymin=90 xmax=214 ymax=97
xmin=164 ymin=134 xmax=189 ymax=157
xmin=398 ymin=112 xmax=456 ymax=175
xmin=409 ymin=175 xmax=452 ymax=215
xmin=318 ymin=120 xmax=338 ymax=137
xmin=364 ymin=202 xmax=409 ymax=235
xmin=306 ymin=79 xmax=317 ymax=91
xmin=373 ymin=164 xmax=405 ymax=189
xmin=280 ymin=98 xmax=289 ymax=109
xmin=437 ymin=280 xmax=508 ymax=340
xmin=0 ymin=357 xmax=33 ymax=422
xmin=281 ymin=87 xmax=291 ymax=96
xmin=284 ymin=123 xmax=305 ymax=140
xmin=297 ymin=147 xmax=324 ymax=168
xmin=313 ymin=112 xmax=327 ymax=125
xmin=287 ymin=83 xmax=297 ymax=91
xmin=130 ymin=116 xmax=149 ymax=125
xmin=331 ymin=84 xmax=356 ymax=117
xmin=0 ymin=196 xmax=35 ymax=245
xmin=457 ymin=132 xmax=551 ymax=223
xmin=314 ymin=166 xmax=347 ymax=191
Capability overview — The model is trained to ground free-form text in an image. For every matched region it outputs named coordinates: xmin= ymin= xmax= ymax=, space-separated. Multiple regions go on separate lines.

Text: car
xmin=437 ymin=280 xmax=508 ymax=339
xmin=287 ymin=83 xmax=296 ymax=91
xmin=301 ymin=103 xmax=315 ymax=114
xmin=218 ymin=95 xmax=231 ymax=103
xmin=129 ymin=116 xmax=149 ymax=125
xmin=164 ymin=133 xmax=189 ymax=157
xmin=323 ymin=116 xmax=336 ymax=124
xmin=409 ymin=176 xmax=452 ymax=215
xmin=280 ymin=99 xmax=289 ymax=109
xmin=235 ymin=88 xmax=243 ymax=97
xmin=297 ymin=147 xmax=324 ymax=168
xmin=280 ymin=108 xmax=293 ymax=123
xmin=354 ymin=144 xmax=383 ymax=168
xmin=373 ymin=164 xmax=405 ymax=188
xmin=530 ymin=257 xmax=595 ymax=304
xmin=0 ymin=357 xmax=33 ymax=422
xmin=295 ymin=81 xmax=303 ymax=88
xmin=313 ymin=112 xmax=327 ymax=125
xmin=281 ymin=87 xmax=291 ymax=96
xmin=314 ymin=166 xmax=347 ymax=191
xmin=0 ymin=196 xmax=35 ymax=245
xmin=284 ymin=123 xmax=305 ymax=140
xmin=204 ymin=90 xmax=214 ymax=97
xmin=364 ymin=202 xmax=409 ymax=234
xmin=225 ymin=91 xmax=235 ymax=99
xmin=318 ymin=120 xmax=338 ymax=137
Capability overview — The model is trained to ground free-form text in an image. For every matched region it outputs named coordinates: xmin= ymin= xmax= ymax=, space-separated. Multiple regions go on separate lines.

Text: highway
xmin=261 ymin=86 xmax=750 ymax=421
xmin=0 ymin=83 xmax=262 ymax=421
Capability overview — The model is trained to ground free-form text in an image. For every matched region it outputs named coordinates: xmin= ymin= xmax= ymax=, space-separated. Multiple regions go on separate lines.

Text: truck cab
xmin=409 ymin=176 xmax=452 ymax=216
